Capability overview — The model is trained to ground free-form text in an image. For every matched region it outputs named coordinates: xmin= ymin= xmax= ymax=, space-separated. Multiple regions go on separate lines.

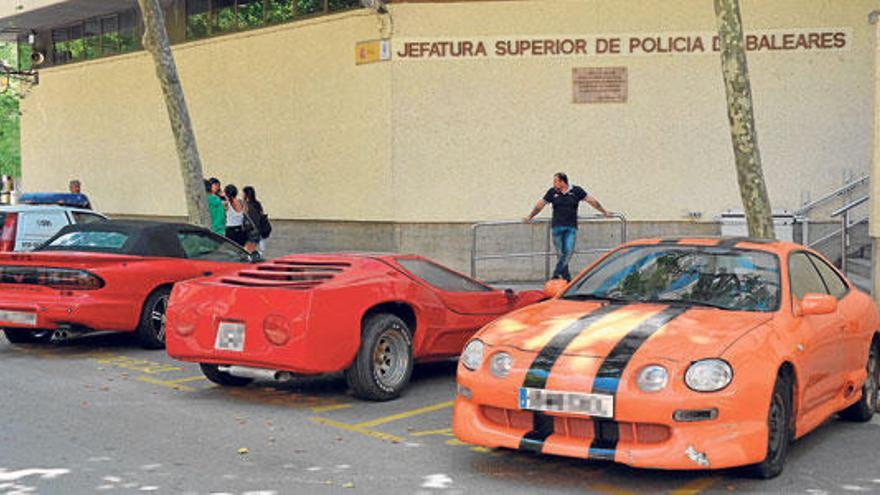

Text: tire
xmin=2 ymin=329 xmax=51 ymax=344
xmin=746 ymin=371 xmax=793 ymax=479
xmin=345 ymin=313 xmax=413 ymax=401
xmin=135 ymin=287 xmax=171 ymax=350
xmin=840 ymin=341 xmax=879 ymax=422
xmin=200 ymin=363 xmax=253 ymax=387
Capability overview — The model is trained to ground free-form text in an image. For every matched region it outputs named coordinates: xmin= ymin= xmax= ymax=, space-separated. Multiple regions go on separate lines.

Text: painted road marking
xmin=669 ymin=477 xmax=716 ymax=495
xmin=309 ymin=417 xmax=404 ymax=443
xmin=136 ymin=375 xmax=206 ymax=392
xmin=354 ymin=400 xmax=454 ymax=428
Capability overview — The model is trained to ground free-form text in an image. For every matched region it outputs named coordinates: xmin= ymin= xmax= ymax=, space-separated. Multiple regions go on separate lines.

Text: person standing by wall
xmin=524 ymin=172 xmax=611 ymax=281
xmin=242 ymin=186 xmax=266 ymax=254
xmin=224 ymin=184 xmax=246 ymax=246
xmin=204 ymin=179 xmax=226 ymax=236
xmin=68 ymin=179 xmax=92 ymax=209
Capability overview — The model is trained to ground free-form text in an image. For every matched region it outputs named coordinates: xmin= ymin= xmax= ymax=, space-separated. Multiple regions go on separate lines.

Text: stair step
xmin=846 ymin=271 xmax=872 ymax=294
xmin=847 ymin=257 xmax=872 ymax=280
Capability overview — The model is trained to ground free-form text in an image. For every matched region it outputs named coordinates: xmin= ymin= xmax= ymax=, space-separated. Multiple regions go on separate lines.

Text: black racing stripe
xmin=522 ymin=304 xmax=623 ymax=390
xmin=588 ymin=306 xmax=690 ymax=460
xmin=517 ymin=303 xmax=623 ymax=453
xmin=717 ymin=236 xmax=774 ymax=248
xmin=656 ymin=238 xmax=686 ymax=245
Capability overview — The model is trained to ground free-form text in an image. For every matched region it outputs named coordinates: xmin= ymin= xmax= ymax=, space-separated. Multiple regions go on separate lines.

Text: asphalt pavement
xmin=2 ymin=333 xmax=880 ymax=494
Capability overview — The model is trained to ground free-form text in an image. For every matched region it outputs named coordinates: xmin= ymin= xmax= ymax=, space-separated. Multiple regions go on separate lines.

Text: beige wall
xmin=19 ymin=0 xmax=880 ymax=224
xmin=21 ymin=9 xmax=393 ymax=220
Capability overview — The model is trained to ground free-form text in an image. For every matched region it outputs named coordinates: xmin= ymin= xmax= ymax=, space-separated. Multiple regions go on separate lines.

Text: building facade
xmin=1 ymin=0 xmax=877 ymax=278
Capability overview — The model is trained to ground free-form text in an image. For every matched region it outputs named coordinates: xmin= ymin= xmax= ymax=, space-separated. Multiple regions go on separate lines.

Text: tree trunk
xmin=714 ymin=0 xmax=775 ymax=239
xmin=137 ymin=0 xmax=210 ymax=228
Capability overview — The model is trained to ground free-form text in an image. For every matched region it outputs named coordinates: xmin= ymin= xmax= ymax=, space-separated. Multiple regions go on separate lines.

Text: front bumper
xmin=452 ymin=352 xmax=769 ymax=470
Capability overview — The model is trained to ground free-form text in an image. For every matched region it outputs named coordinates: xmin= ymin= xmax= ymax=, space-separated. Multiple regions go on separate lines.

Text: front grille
xmin=220 ymin=260 xmax=351 ymax=289
xmin=480 ymin=406 xmax=671 ymax=444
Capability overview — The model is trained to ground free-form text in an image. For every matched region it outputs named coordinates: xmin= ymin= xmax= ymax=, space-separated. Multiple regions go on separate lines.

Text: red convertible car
xmin=165 ymin=254 xmax=544 ymax=400
xmin=0 ymin=220 xmax=255 ymax=349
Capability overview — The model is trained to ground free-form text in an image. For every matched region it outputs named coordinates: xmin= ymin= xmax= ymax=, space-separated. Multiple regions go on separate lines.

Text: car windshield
xmin=563 ymin=245 xmax=781 ymax=312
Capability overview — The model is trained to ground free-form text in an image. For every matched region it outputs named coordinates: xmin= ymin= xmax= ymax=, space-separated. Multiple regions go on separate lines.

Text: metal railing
xmin=828 ymin=195 xmax=869 ymax=273
xmin=795 ymin=175 xmax=868 ymax=216
xmin=470 ymin=213 xmax=627 ymax=279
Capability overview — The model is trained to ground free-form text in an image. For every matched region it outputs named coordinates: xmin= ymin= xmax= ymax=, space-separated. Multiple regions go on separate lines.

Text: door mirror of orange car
xmin=799 ymin=293 xmax=837 ymax=316
xmin=543 ymin=279 xmax=568 ymax=299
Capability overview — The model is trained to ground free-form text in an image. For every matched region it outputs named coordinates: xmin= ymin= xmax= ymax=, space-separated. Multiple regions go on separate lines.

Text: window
xmin=44 ymin=231 xmax=129 ymax=251
xmin=396 ymin=258 xmax=491 ymax=293
xmin=177 ymin=231 xmax=250 ymax=262
xmin=789 ymin=252 xmax=828 ymax=301
xmin=71 ymin=212 xmax=106 ymax=225
xmin=49 ymin=10 xmax=140 ymax=66
xmin=808 ymin=253 xmax=849 ymax=300
xmin=266 ymin=0 xmax=294 ymax=23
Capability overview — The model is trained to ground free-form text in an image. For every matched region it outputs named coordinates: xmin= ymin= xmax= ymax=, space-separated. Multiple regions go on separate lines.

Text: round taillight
xmin=171 ymin=301 xmax=206 ymax=337
xmin=263 ymin=314 xmax=290 ymax=346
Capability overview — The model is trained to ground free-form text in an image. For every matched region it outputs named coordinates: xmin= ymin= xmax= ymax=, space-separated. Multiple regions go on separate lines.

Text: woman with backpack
xmin=242 ymin=186 xmax=270 ymax=254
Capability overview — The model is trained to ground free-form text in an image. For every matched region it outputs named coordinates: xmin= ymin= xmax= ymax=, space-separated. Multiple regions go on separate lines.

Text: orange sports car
xmin=452 ymin=237 xmax=879 ymax=478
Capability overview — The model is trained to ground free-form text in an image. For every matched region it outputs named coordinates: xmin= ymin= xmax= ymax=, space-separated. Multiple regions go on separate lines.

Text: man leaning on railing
xmin=524 ymin=172 xmax=611 ymax=281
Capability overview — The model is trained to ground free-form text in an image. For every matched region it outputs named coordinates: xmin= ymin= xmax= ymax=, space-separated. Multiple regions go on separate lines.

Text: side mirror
xmin=504 ymin=288 xmax=515 ymax=301
xmin=248 ymin=251 xmax=264 ymax=263
xmin=799 ymin=293 xmax=837 ymax=316
xmin=543 ymin=279 xmax=568 ymax=299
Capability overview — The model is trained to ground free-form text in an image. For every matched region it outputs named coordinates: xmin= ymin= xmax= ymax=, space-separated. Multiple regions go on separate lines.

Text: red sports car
xmin=0 ymin=220 xmax=256 ymax=349
xmin=165 ymin=254 xmax=545 ymax=400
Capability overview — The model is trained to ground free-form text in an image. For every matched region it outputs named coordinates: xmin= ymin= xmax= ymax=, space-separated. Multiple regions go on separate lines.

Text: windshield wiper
xmin=562 ymin=293 xmax=632 ymax=304
xmin=645 ymin=298 xmax=732 ymax=311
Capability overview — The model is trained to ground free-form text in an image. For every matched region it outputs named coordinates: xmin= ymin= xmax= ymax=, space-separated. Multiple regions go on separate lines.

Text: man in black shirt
xmin=524 ymin=172 xmax=610 ymax=281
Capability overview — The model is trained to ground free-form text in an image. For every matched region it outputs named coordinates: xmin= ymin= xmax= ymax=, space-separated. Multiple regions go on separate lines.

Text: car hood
xmin=478 ymin=299 xmax=773 ymax=361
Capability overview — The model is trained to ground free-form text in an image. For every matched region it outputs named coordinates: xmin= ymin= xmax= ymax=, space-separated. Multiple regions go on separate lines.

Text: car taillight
xmin=0 ymin=213 xmax=18 ymax=251
xmin=0 ymin=266 xmax=104 ymax=290
xmin=263 ymin=314 xmax=290 ymax=346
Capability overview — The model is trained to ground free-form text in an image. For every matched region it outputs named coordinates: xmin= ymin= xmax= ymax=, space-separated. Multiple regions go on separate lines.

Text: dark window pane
xmin=237 ymin=0 xmax=264 ymax=28
xmin=212 ymin=0 xmax=236 ymax=34
xmin=266 ymin=0 xmax=292 ymax=23
xmin=396 ymin=258 xmax=491 ymax=292
xmin=186 ymin=0 xmax=210 ymax=40
xmin=101 ymin=16 xmax=119 ymax=55
xmin=789 ymin=252 xmax=828 ymax=300
xmin=296 ymin=0 xmax=323 ymax=16
xmin=83 ymin=20 xmax=99 ymax=59
xmin=51 ymin=28 xmax=70 ymax=64
xmin=328 ymin=0 xmax=359 ymax=12
xmin=118 ymin=10 xmax=137 ymax=52
xmin=68 ymin=25 xmax=86 ymax=61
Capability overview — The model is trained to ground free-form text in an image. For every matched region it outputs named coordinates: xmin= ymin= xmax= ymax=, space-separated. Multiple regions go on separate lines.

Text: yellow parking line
xmin=136 ymin=376 xmax=197 ymax=392
xmin=410 ymin=427 xmax=453 ymax=437
xmin=310 ymin=403 xmax=354 ymax=413
xmin=309 ymin=417 xmax=404 ymax=443
xmin=168 ymin=376 xmax=208 ymax=384
xmin=354 ymin=400 xmax=455 ymax=429
xmin=590 ymin=483 xmax=639 ymax=495
xmin=669 ymin=477 xmax=716 ymax=495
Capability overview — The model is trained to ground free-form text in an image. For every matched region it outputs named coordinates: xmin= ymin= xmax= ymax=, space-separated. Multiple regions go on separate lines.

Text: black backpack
xmin=258 ymin=212 xmax=272 ymax=239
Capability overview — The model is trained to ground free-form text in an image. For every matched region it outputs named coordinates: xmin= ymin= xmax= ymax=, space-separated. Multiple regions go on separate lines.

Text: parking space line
xmin=353 ymin=400 xmax=455 ymax=429
xmin=590 ymin=483 xmax=639 ymax=495
xmin=668 ymin=477 xmax=716 ymax=495
xmin=136 ymin=376 xmax=201 ymax=392
xmin=309 ymin=417 xmax=404 ymax=443
xmin=310 ymin=404 xmax=354 ymax=413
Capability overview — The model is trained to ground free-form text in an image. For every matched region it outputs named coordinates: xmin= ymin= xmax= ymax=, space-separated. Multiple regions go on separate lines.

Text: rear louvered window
xmin=220 ymin=260 xmax=350 ymax=289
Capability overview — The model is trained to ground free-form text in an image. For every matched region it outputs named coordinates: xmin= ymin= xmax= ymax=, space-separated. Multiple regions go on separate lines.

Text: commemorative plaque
xmin=572 ymin=67 xmax=628 ymax=103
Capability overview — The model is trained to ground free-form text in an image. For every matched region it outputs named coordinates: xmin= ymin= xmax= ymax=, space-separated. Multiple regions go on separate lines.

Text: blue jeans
xmin=551 ymin=226 xmax=577 ymax=281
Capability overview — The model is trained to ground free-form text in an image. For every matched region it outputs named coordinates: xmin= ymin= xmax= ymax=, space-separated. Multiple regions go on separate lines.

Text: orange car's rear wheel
xmin=345 ymin=313 xmax=413 ymax=401
xmin=840 ymin=341 xmax=879 ymax=422
xmin=747 ymin=371 xmax=792 ymax=479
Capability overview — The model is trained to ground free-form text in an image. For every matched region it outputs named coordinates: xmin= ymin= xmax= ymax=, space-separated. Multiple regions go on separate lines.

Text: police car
xmin=0 ymin=200 xmax=107 ymax=251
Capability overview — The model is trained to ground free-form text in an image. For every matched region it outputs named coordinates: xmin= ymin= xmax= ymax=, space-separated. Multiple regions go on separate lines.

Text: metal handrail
xmin=813 ymin=194 xmax=870 ymax=273
xmin=470 ymin=213 xmax=627 ymax=279
xmin=830 ymin=195 xmax=869 ymax=218
xmin=795 ymin=175 xmax=868 ymax=216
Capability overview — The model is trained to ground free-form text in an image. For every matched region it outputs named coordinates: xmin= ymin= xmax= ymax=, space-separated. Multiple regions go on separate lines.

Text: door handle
xmin=203 ymin=271 xmax=213 ymax=276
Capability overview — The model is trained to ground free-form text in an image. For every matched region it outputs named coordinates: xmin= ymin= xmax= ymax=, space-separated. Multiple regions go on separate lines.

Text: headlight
xmin=461 ymin=339 xmax=484 ymax=371
xmin=685 ymin=359 xmax=733 ymax=392
xmin=636 ymin=365 xmax=668 ymax=392
xmin=489 ymin=352 xmax=512 ymax=378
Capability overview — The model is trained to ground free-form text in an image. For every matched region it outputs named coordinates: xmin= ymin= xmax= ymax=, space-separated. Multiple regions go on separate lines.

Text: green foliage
xmin=0 ymin=42 xmax=20 ymax=177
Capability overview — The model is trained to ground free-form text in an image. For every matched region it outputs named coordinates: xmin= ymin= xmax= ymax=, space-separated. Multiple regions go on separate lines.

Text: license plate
xmin=214 ymin=321 xmax=245 ymax=352
xmin=0 ymin=309 xmax=36 ymax=326
xmin=519 ymin=387 xmax=614 ymax=418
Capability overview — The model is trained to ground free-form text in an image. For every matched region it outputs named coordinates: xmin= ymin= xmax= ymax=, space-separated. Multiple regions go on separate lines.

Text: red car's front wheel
xmin=345 ymin=313 xmax=413 ymax=401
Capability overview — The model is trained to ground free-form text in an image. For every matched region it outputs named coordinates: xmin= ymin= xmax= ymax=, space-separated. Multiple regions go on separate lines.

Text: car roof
xmin=38 ymin=219 xmax=218 ymax=258
xmin=621 ymin=236 xmax=800 ymax=253
xmin=0 ymin=204 xmax=101 ymax=215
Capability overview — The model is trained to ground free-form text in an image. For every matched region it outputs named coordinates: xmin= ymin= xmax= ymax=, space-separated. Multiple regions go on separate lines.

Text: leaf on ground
xmin=237 ymin=447 xmax=249 ymax=455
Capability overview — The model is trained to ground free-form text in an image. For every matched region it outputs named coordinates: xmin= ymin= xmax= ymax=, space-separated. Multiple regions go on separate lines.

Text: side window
xmin=396 ymin=258 xmax=491 ymax=292
xmin=177 ymin=231 xmax=249 ymax=263
xmin=808 ymin=253 xmax=849 ymax=299
xmin=71 ymin=212 xmax=105 ymax=225
xmin=789 ymin=252 xmax=828 ymax=301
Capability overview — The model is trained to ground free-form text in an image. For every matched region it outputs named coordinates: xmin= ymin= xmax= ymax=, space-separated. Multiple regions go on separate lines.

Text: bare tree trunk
xmin=714 ymin=0 xmax=775 ymax=239
xmin=137 ymin=0 xmax=210 ymax=227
